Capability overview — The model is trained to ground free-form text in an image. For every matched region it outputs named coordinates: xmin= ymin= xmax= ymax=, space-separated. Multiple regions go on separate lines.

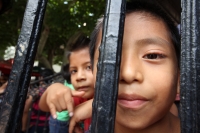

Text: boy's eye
xmin=86 ymin=65 xmax=91 ymax=70
xmin=70 ymin=70 xmax=77 ymax=74
xmin=143 ymin=53 xmax=165 ymax=59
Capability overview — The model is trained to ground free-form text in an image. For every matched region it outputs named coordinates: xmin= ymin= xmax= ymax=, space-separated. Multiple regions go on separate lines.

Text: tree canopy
xmin=0 ymin=0 xmax=105 ymax=68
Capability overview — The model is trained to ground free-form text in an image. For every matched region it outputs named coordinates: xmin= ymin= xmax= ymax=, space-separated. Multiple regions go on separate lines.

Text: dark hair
xmin=62 ymin=63 xmax=71 ymax=83
xmin=89 ymin=17 xmax=103 ymax=66
xmin=89 ymin=1 xmax=180 ymax=67
xmin=68 ymin=34 xmax=90 ymax=58
xmin=39 ymin=69 xmax=54 ymax=83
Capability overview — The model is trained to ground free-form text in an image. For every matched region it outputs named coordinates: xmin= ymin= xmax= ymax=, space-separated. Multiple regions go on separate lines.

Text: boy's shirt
xmin=73 ymin=97 xmax=91 ymax=131
xmin=56 ymin=111 xmax=69 ymax=121
xmin=64 ymin=80 xmax=74 ymax=90
xmin=84 ymin=117 xmax=91 ymax=131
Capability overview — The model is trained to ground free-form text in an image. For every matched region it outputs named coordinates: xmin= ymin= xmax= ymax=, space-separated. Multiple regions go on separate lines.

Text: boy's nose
xmin=120 ymin=57 xmax=143 ymax=84
xmin=76 ymin=70 xmax=86 ymax=81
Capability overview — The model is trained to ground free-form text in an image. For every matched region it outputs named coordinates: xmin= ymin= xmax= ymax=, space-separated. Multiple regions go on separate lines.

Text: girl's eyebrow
xmin=136 ymin=37 xmax=172 ymax=47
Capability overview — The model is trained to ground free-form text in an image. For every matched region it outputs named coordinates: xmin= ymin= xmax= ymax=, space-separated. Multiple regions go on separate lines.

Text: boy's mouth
xmin=77 ymin=86 xmax=89 ymax=92
xmin=118 ymin=93 xmax=148 ymax=109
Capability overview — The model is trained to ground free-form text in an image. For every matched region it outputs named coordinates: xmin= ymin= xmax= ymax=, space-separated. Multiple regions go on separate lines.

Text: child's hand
xmin=69 ymin=99 xmax=93 ymax=133
xmin=39 ymin=83 xmax=85 ymax=118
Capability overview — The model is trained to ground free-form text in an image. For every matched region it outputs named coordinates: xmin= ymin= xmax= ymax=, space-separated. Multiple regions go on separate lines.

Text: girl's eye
xmin=143 ymin=53 xmax=165 ymax=59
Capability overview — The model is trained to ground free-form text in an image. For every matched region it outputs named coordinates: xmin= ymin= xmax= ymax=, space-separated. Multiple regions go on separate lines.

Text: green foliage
xmin=0 ymin=0 xmax=105 ymax=63
xmin=45 ymin=0 xmax=105 ymax=64
xmin=0 ymin=0 xmax=25 ymax=58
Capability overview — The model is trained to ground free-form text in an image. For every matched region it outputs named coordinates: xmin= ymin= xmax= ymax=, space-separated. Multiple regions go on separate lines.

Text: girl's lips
xmin=118 ymin=93 xmax=148 ymax=109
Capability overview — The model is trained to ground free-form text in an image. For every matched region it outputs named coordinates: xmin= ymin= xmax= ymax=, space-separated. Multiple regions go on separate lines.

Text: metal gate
xmin=0 ymin=0 xmax=199 ymax=133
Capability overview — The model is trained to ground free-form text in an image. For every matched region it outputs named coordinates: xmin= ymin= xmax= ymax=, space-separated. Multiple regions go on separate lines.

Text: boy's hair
xmin=62 ymin=63 xmax=71 ymax=83
xmin=67 ymin=33 xmax=90 ymax=60
xmin=89 ymin=1 xmax=180 ymax=67
xmin=89 ymin=17 xmax=103 ymax=66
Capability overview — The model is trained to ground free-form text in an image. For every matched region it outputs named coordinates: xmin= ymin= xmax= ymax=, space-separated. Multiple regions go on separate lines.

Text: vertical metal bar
xmin=180 ymin=0 xmax=200 ymax=132
xmin=91 ymin=0 xmax=126 ymax=133
xmin=0 ymin=0 xmax=48 ymax=132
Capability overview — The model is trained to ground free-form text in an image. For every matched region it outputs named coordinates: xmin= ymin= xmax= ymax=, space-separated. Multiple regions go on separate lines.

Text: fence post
xmin=91 ymin=0 xmax=126 ymax=133
xmin=0 ymin=0 xmax=48 ymax=132
xmin=180 ymin=0 xmax=200 ymax=132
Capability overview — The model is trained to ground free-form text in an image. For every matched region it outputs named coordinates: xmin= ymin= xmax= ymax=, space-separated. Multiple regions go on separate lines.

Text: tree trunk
xmin=47 ymin=48 xmax=54 ymax=67
xmin=36 ymin=24 xmax=52 ymax=70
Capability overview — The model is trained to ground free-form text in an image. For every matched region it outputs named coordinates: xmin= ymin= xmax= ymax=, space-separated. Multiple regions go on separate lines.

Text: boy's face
xmin=93 ymin=12 xmax=179 ymax=131
xmin=69 ymin=47 xmax=94 ymax=99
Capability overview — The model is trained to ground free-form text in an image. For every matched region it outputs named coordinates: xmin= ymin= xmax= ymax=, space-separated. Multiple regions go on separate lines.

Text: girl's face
xmin=93 ymin=12 xmax=179 ymax=132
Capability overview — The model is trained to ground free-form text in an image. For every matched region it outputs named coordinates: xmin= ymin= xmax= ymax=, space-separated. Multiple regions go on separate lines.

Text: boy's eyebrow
xmin=69 ymin=61 xmax=91 ymax=68
xmin=96 ymin=38 xmax=171 ymax=49
xmin=69 ymin=66 xmax=76 ymax=69
xmin=136 ymin=37 xmax=172 ymax=47
xmin=83 ymin=61 xmax=91 ymax=65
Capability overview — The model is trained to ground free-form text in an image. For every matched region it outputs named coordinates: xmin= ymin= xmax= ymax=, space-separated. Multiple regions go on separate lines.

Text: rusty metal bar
xmin=91 ymin=0 xmax=126 ymax=133
xmin=0 ymin=0 xmax=48 ymax=132
xmin=180 ymin=0 xmax=200 ymax=132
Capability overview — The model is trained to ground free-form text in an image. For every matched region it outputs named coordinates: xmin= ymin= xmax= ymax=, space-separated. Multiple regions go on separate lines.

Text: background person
xmin=21 ymin=69 xmax=54 ymax=133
